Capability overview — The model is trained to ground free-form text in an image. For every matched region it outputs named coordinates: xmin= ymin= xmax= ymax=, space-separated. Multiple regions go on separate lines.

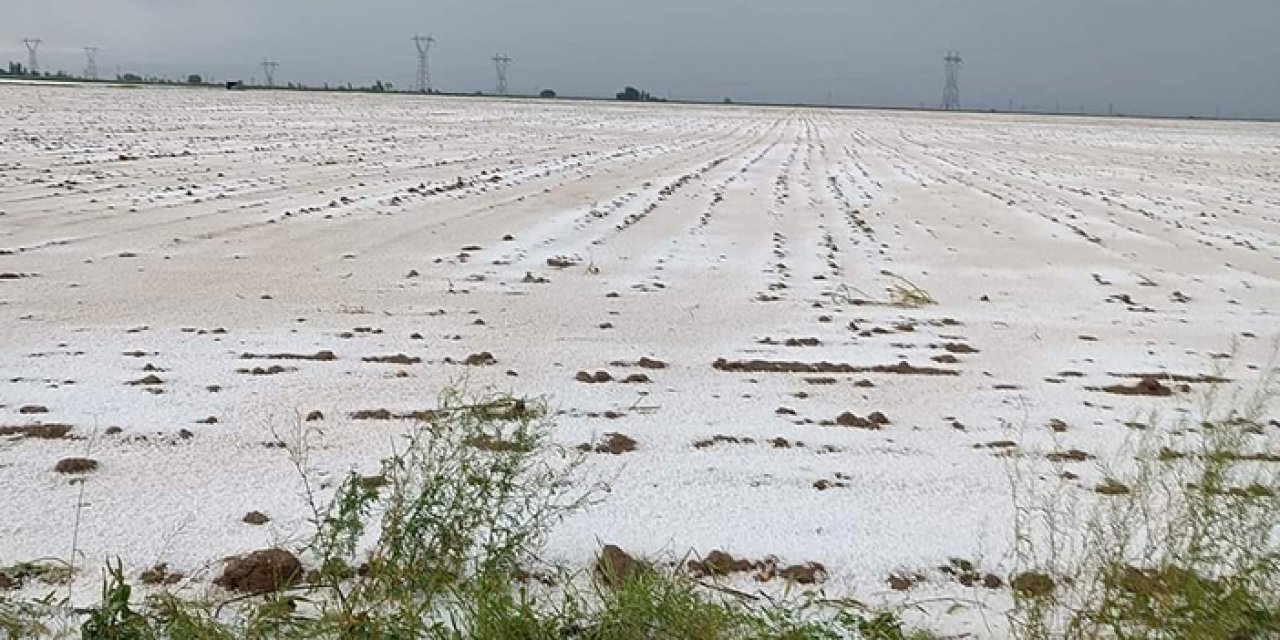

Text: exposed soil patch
xmin=596 ymin=545 xmax=648 ymax=588
xmin=127 ymin=375 xmax=165 ymax=386
xmin=362 ymin=354 xmax=421 ymax=365
xmin=19 ymin=405 xmax=49 ymax=414
xmin=1108 ymin=372 xmax=1230 ymax=384
xmin=350 ymin=409 xmax=438 ymax=421
xmin=242 ymin=511 xmax=270 ymax=525
xmin=712 ymin=359 xmax=958 ymax=376
xmin=758 ymin=337 xmax=821 ymax=347
xmin=54 ymin=457 xmax=98 ymax=474
xmin=1096 ymin=377 xmax=1174 ymax=397
xmin=214 ymin=549 xmax=303 ymax=593
xmin=1046 ymin=449 xmax=1093 ymax=463
xmin=139 ymin=563 xmax=183 ymax=586
xmin=943 ymin=343 xmax=979 ymax=354
xmin=464 ymin=352 xmax=497 ymax=366
xmin=0 ymin=424 xmax=75 ymax=440
xmin=834 ymin=412 xmax=891 ymax=430
xmin=578 ymin=433 xmax=637 ymax=455
xmin=575 ymin=371 xmax=614 ymax=384
xmin=241 ymin=351 xmax=337 ymax=361
xmin=686 ymin=550 xmax=827 ymax=585
xmin=940 ymin=558 xmax=1004 ymax=589
xmin=1011 ymin=571 xmax=1055 ymax=597
xmin=236 ymin=366 xmax=292 ymax=376
xmin=1096 ymin=479 xmax=1132 ymax=496
xmin=620 ymin=373 xmax=651 ymax=384
xmin=693 ymin=435 xmax=757 ymax=449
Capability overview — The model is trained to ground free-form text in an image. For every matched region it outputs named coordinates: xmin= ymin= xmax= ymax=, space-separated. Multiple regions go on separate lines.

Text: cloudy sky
xmin=2 ymin=0 xmax=1277 ymax=118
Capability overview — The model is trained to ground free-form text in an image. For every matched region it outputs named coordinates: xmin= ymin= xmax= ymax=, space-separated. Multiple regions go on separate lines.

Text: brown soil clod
xmin=54 ymin=457 xmax=98 ymax=474
xmin=943 ymin=343 xmax=979 ymax=354
xmin=1098 ymin=377 xmax=1173 ymax=397
xmin=596 ymin=545 xmax=647 ymax=588
xmin=621 ymin=373 xmax=651 ymax=384
xmin=242 ymin=511 xmax=270 ymax=525
xmin=1011 ymin=571 xmax=1055 ymax=598
xmin=241 ymin=351 xmax=337 ymax=361
xmin=889 ymin=572 xmax=925 ymax=591
xmin=779 ymin=562 xmax=828 ymax=585
xmin=463 ymin=352 xmax=497 ymax=366
xmin=18 ymin=405 xmax=49 ymax=414
xmin=139 ymin=563 xmax=183 ymax=586
xmin=0 ymin=424 xmax=74 ymax=440
xmin=579 ymin=432 xmax=638 ymax=455
xmin=128 ymin=375 xmax=165 ymax=386
xmin=575 ymin=370 xmax=614 ymax=384
xmin=305 ymin=410 xmax=324 ymax=422
xmin=835 ymin=412 xmax=890 ymax=430
xmin=237 ymin=366 xmax=290 ymax=376
xmin=712 ymin=358 xmax=958 ymax=376
xmin=1046 ymin=449 xmax=1092 ymax=463
xmin=362 ymin=354 xmax=421 ymax=365
xmin=214 ymin=549 xmax=303 ymax=593
xmin=687 ymin=550 xmax=760 ymax=578
xmin=636 ymin=357 xmax=668 ymax=370
xmin=1096 ymin=479 xmax=1132 ymax=496
xmin=547 ymin=256 xmax=579 ymax=269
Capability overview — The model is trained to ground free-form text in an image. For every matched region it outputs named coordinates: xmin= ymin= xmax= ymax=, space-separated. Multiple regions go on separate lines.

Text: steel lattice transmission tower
xmin=23 ymin=38 xmax=42 ymax=75
xmin=261 ymin=60 xmax=279 ymax=87
xmin=943 ymin=51 xmax=962 ymax=110
xmin=83 ymin=46 xmax=100 ymax=80
xmin=412 ymin=35 xmax=436 ymax=93
xmin=492 ymin=54 xmax=512 ymax=96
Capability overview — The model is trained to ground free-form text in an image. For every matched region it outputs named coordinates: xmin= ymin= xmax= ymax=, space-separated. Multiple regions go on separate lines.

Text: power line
xmin=943 ymin=51 xmax=962 ymax=110
xmin=492 ymin=54 xmax=512 ymax=96
xmin=22 ymin=38 xmax=41 ymax=75
xmin=412 ymin=35 xmax=436 ymax=93
xmin=261 ymin=60 xmax=279 ymax=87
xmin=84 ymin=46 xmax=100 ymax=80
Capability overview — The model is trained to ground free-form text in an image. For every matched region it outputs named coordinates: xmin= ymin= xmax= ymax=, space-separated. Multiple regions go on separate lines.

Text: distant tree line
xmin=616 ymin=86 xmax=665 ymax=102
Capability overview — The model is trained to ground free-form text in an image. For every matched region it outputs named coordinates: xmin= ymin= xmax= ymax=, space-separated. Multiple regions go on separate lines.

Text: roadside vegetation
xmin=1008 ymin=349 xmax=1280 ymax=639
xmin=1 ymin=389 xmax=931 ymax=640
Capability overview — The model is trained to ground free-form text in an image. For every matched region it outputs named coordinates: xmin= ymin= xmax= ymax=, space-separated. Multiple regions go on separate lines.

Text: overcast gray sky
xmin=3 ymin=0 xmax=1277 ymax=118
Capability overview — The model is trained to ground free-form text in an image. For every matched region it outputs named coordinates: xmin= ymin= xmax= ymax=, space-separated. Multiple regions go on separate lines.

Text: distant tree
xmin=119 ymin=73 xmax=143 ymax=83
xmin=723 ymin=97 xmax=733 ymax=104
xmin=539 ymin=89 xmax=557 ymax=99
xmin=372 ymin=80 xmax=385 ymax=92
xmin=187 ymin=74 xmax=203 ymax=85
xmin=616 ymin=86 xmax=641 ymax=101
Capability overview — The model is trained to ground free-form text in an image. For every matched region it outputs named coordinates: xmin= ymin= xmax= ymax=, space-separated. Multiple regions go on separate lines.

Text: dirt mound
xmin=464 ymin=352 xmax=497 ymax=366
xmin=834 ymin=412 xmax=891 ymax=429
xmin=54 ymin=458 xmax=98 ymax=474
xmin=575 ymin=370 xmax=614 ymax=384
xmin=214 ymin=549 xmax=302 ymax=593
xmin=596 ymin=545 xmax=647 ymax=587
xmin=242 ymin=511 xmax=270 ymax=525
xmin=127 ymin=375 xmax=165 ymax=386
xmin=18 ymin=405 xmax=48 ymax=414
xmin=236 ymin=366 xmax=290 ymax=376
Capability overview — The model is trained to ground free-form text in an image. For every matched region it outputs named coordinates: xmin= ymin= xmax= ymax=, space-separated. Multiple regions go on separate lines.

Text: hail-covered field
xmin=1 ymin=83 xmax=1278 ymax=634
